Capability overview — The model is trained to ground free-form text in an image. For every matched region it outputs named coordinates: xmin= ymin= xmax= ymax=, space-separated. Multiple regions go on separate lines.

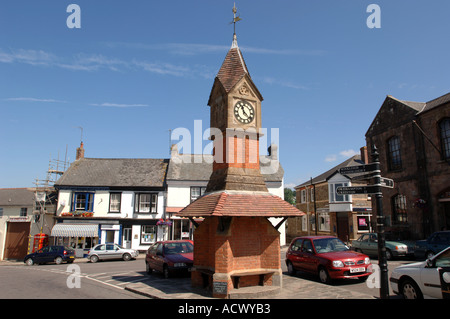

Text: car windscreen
xmin=313 ymin=238 xmax=349 ymax=253
xmin=163 ymin=242 xmax=194 ymax=255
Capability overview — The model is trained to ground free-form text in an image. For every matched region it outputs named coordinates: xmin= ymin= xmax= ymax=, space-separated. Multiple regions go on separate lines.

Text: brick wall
xmin=192 ymin=216 xmax=280 ymax=296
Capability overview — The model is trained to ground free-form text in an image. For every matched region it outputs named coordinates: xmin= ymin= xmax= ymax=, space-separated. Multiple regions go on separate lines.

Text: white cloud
xmin=339 ymin=149 xmax=358 ymax=157
xmin=5 ymin=97 xmax=67 ymax=103
xmin=325 ymin=154 xmax=337 ymax=162
xmin=90 ymin=103 xmax=149 ymax=108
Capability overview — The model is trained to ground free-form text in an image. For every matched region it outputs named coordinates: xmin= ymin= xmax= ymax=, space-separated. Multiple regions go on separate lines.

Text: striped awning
xmin=51 ymin=224 xmax=99 ymax=237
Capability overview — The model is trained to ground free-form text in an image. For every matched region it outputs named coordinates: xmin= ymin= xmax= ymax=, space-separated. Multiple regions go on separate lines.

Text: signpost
xmin=337 ymin=146 xmax=391 ymax=299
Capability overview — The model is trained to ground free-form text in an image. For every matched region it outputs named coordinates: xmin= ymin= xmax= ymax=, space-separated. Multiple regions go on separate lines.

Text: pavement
xmin=0 ymin=247 xmax=376 ymax=299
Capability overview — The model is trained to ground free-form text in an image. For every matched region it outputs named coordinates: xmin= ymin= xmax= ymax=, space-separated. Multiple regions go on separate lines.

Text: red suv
xmin=145 ymin=240 xmax=193 ymax=278
xmin=286 ymin=236 xmax=372 ymax=284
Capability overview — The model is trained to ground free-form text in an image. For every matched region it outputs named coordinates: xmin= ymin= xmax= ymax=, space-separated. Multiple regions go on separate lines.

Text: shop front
xmin=51 ymin=223 xmax=100 ymax=257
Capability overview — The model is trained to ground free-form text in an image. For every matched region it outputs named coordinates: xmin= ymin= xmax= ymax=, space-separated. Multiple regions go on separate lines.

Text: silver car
xmin=88 ymin=243 xmax=139 ymax=262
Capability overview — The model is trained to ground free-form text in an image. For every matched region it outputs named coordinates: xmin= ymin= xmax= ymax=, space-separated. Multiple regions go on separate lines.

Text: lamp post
xmin=371 ymin=145 xmax=390 ymax=299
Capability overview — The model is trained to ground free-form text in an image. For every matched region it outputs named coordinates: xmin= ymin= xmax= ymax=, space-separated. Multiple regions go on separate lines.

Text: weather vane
xmin=230 ymin=3 xmax=242 ymax=35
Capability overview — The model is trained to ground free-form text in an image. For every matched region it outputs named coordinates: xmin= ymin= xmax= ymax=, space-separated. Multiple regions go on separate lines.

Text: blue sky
xmin=1 ymin=1 xmax=449 ymax=189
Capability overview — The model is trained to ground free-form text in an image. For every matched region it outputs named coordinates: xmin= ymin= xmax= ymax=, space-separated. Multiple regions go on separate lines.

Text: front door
xmin=123 ymin=228 xmax=132 ymax=249
xmin=336 ymin=213 xmax=349 ymax=243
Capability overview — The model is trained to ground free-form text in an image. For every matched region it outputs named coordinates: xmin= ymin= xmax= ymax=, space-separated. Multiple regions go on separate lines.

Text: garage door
xmin=4 ymin=222 xmax=30 ymax=260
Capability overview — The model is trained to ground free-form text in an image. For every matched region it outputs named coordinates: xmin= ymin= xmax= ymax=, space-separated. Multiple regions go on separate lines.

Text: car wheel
xmin=163 ymin=265 xmax=170 ymax=279
xmin=145 ymin=261 xmax=153 ymax=274
xmin=400 ymin=278 xmax=423 ymax=299
xmin=318 ymin=267 xmax=331 ymax=284
xmin=385 ymin=249 xmax=393 ymax=261
xmin=90 ymin=255 xmax=99 ymax=263
xmin=25 ymin=258 xmax=34 ymax=266
xmin=287 ymin=261 xmax=296 ymax=275
xmin=122 ymin=253 xmax=131 ymax=261
xmin=55 ymin=256 xmax=63 ymax=265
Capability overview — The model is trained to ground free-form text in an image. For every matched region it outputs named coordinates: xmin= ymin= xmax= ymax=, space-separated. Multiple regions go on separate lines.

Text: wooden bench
xmin=230 ymin=270 xmax=275 ymax=289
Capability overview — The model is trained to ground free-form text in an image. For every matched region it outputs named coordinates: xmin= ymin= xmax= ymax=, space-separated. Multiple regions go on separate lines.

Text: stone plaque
xmin=213 ymin=281 xmax=228 ymax=295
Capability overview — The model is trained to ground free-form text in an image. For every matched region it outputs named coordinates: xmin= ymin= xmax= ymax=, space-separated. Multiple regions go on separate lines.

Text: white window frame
xmin=329 ymin=182 xmax=350 ymax=203
xmin=135 ymin=193 xmax=158 ymax=213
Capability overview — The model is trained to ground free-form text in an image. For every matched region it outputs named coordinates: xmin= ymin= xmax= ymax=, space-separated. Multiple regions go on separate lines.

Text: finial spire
xmin=231 ymin=3 xmax=241 ymax=48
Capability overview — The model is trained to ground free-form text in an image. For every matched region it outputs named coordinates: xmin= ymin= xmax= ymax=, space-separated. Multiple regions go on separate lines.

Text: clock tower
xmin=176 ymin=5 xmax=304 ymax=298
xmin=206 ymin=32 xmax=268 ymax=193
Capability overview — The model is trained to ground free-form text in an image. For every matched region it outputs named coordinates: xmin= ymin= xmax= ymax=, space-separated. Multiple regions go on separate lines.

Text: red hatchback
xmin=286 ymin=236 xmax=372 ymax=284
xmin=145 ymin=240 xmax=194 ymax=278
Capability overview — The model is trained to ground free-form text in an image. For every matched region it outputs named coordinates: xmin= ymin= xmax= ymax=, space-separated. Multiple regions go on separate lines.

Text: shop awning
xmin=51 ymin=224 xmax=99 ymax=237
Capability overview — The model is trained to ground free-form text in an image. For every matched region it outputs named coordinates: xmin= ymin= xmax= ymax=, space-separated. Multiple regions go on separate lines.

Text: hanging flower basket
xmin=156 ymin=219 xmax=172 ymax=226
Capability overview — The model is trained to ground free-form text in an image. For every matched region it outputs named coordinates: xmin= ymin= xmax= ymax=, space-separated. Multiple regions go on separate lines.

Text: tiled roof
xmin=176 ymin=191 xmax=304 ymax=217
xmin=55 ymin=158 xmax=169 ymax=188
xmin=216 ymin=47 xmax=249 ymax=93
xmin=420 ymin=92 xmax=450 ymax=113
xmin=295 ymin=155 xmax=363 ymax=188
xmin=0 ymin=188 xmax=35 ymax=206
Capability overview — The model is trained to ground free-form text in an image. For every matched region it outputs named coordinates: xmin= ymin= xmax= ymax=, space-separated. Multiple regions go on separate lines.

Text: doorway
xmin=123 ymin=228 xmax=132 ymax=248
xmin=336 ymin=212 xmax=350 ymax=243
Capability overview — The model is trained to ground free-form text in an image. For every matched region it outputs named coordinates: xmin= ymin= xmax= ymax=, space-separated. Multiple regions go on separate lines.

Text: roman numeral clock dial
xmin=234 ymin=100 xmax=255 ymax=124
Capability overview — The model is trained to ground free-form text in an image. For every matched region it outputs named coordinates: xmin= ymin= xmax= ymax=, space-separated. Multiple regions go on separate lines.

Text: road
xmin=0 ymin=253 xmax=416 ymax=299
xmin=0 ymin=258 xmax=149 ymax=299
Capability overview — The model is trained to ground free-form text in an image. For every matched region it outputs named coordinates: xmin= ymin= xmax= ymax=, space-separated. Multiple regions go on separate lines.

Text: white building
xmin=53 ymin=145 xmax=169 ymax=256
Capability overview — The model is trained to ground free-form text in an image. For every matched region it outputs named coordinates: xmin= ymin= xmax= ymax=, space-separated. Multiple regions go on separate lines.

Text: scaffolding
xmin=29 ymin=147 xmax=70 ymax=245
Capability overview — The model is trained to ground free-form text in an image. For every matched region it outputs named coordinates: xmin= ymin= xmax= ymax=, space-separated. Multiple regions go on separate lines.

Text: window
xmin=109 ymin=193 xmax=121 ymax=213
xmin=300 ymin=189 xmax=306 ymax=203
xmin=301 ymin=215 xmax=308 ymax=232
xmin=387 ymin=136 xmax=402 ymax=170
xmin=135 ymin=193 xmax=157 ymax=213
xmin=392 ymin=194 xmax=408 ymax=223
xmin=291 ymin=239 xmax=302 ymax=251
xmin=141 ymin=225 xmax=156 ymax=244
xmin=329 ymin=183 xmax=350 ymax=202
xmin=310 ymin=187 xmax=315 ymax=202
xmin=302 ymin=239 xmax=313 ymax=252
xmin=72 ymin=193 xmax=94 ymax=211
xmin=190 ymin=187 xmax=206 ymax=202
xmin=439 ymin=118 xmax=450 ymax=160
xmin=357 ymin=214 xmax=371 ymax=232
xmin=0 ymin=208 xmax=3 ymax=217
xmin=20 ymin=208 xmax=27 ymax=217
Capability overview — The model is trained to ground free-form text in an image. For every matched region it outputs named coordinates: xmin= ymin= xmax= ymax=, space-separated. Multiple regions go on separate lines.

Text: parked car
xmin=87 ymin=243 xmax=139 ymax=262
xmin=145 ymin=240 xmax=194 ymax=278
xmin=352 ymin=233 xmax=409 ymax=260
xmin=24 ymin=245 xmax=75 ymax=266
xmin=286 ymin=236 xmax=372 ymax=284
xmin=390 ymin=246 xmax=450 ymax=299
xmin=414 ymin=231 xmax=450 ymax=260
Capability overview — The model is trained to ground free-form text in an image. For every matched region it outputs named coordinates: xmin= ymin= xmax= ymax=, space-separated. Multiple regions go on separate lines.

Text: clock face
xmin=234 ymin=100 xmax=255 ymax=124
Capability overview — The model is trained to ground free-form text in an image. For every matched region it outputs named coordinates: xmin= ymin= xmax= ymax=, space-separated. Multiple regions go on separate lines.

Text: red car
xmin=145 ymin=240 xmax=194 ymax=278
xmin=286 ymin=236 xmax=372 ymax=284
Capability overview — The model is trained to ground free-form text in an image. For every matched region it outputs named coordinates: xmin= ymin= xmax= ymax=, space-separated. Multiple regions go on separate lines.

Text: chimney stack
xmin=360 ymin=146 xmax=368 ymax=164
xmin=76 ymin=142 xmax=85 ymax=160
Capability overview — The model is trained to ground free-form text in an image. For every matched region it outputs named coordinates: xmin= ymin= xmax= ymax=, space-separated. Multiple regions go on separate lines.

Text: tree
xmin=284 ymin=188 xmax=296 ymax=205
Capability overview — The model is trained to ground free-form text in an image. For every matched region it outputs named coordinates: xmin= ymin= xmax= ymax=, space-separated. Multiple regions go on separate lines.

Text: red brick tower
xmin=177 ymin=7 xmax=304 ymax=298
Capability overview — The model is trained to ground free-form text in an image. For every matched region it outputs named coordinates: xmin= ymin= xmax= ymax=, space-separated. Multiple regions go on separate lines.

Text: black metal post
xmin=371 ymin=145 xmax=389 ymax=299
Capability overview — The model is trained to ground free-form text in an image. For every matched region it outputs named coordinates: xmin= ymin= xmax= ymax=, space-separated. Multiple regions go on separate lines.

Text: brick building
xmin=365 ymin=92 xmax=450 ymax=239
xmin=288 ymin=149 xmax=372 ymax=244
